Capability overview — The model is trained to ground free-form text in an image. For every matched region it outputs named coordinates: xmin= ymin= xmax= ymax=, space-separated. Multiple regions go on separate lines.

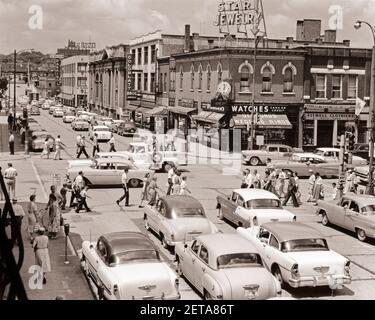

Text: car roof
xmin=93 ymin=125 xmax=110 ymax=129
xmin=316 ymin=148 xmax=339 ymax=152
xmin=261 ymin=222 xmax=323 ymax=242
xmin=342 ymin=193 xmax=375 ymax=207
xmin=160 ymin=195 xmax=203 ymax=210
xmin=293 ymin=153 xmax=325 ymax=160
xmin=232 ymin=189 xmax=279 ymax=202
xmin=197 ymin=234 xmax=258 ymax=257
xmin=264 ymin=144 xmax=292 ymax=148
xmin=95 ymin=158 xmax=132 ymax=164
xmin=32 ymin=131 xmax=51 ymax=136
xmin=102 ymin=232 xmax=155 ymax=255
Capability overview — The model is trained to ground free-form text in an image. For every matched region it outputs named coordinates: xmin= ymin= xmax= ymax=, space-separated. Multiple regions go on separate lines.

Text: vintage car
xmin=81 ymin=231 xmax=180 ymax=300
xmin=30 ymin=105 xmax=40 ymax=115
xmin=272 ymin=153 xmax=339 ymax=178
xmin=216 ymin=189 xmax=296 ymax=228
xmin=316 ymin=193 xmax=375 ymax=241
xmin=89 ymin=125 xmax=112 ymax=142
xmin=48 ymin=106 xmax=57 ymax=114
xmin=67 ymin=158 xmax=151 ymax=188
xmin=175 ymin=233 xmax=281 ymax=300
xmin=71 ymin=118 xmax=90 ymax=131
xmin=31 ymin=131 xmax=55 ymax=151
xmin=41 ymin=103 xmax=50 ymax=110
xmin=242 ymin=144 xmax=300 ymax=166
xmin=117 ymin=121 xmax=137 ymax=136
xmin=313 ymin=147 xmax=367 ymax=166
xmin=144 ymin=195 xmax=219 ymax=250
xmin=237 ymin=222 xmax=351 ymax=289
xmin=53 ymin=108 xmax=64 ymax=117
xmin=353 ymin=166 xmax=373 ymax=185
xmin=62 ymin=114 xmax=76 ymax=123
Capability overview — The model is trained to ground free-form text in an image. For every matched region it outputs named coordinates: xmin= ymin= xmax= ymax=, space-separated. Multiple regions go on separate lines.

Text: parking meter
xmin=64 ymin=223 xmax=70 ymax=236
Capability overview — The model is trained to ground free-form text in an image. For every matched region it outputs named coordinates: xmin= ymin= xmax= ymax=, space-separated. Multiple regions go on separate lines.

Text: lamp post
xmin=354 ymin=20 xmax=375 ymax=195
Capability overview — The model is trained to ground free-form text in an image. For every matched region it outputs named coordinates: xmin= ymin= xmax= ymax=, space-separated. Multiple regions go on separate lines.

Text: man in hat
xmin=283 ymin=172 xmax=299 ymax=207
xmin=11 ymin=198 xmax=25 ymax=246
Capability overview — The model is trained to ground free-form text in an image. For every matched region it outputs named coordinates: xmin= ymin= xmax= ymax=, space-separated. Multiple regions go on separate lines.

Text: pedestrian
xmin=46 ymin=185 xmax=62 ymax=210
xmin=241 ymin=170 xmax=248 ymax=188
xmin=59 ymin=184 xmax=68 ymax=210
xmin=53 ymin=135 xmax=66 ymax=160
xmin=76 ymin=134 xmax=82 ymax=155
xmin=312 ymin=172 xmax=323 ymax=205
xmin=266 ymin=158 xmax=274 ymax=170
xmin=282 ymin=173 xmax=299 ymax=207
xmin=344 ymin=169 xmax=354 ymax=194
xmin=166 ymin=165 xmax=175 ymax=195
xmin=27 ymin=194 xmax=39 ymax=242
xmin=71 ymin=172 xmax=85 ymax=208
xmin=172 ymin=170 xmax=182 ymax=195
xmin=148 ymin=176 xmax=162 ymax=206
xmin=46 ymin=194 xmax=61 ymax=239
xmin=9 ymin=131 xmax=15 ymax=155
xmin=92 ymin=133 xmax=100 ymax=157
xmin=32 ymin=227 xmax=51 ymax=285
xmin=268 ymin=169 xmax=278 ymax=195
xmin=4 ymin=163 xmax=17 ymax=200
xmin=179 ymin=176 xmax=191 ymax=195
xmin=307 ymin=170 xmax=316 ymax=202
xmin=246 ymin=169 xmax=254 ymax=188
xmin=116 ymin=168 xmax=129 ymax=207
xmin=293 ymin=172 xmax=302 ymax=205
xmin=332 ymin=182 xmax=338 ymax=200
xmin=263 ymin=170 xmax=271 ymax=191
xmin=139 ymin=172 xmax=151 ymax=208
xmin=77 ymin=136 xmax=89 ymax=159
xmin=253 ymin=170 xmax=261 ymax=189
xmin=7 ymin=113 xmax=14 ymax=131
xmin=41 ymin=137 xmax=51 ymax=159
xmin=75 ymin=186 xmax=91 ymax=213
xmin=109 ymin=134 xmax=117 ymax=152
xmin=353 ymin=173 xmax=359 ymax=194
xmin=11 ymin=198 xmax=25 ymax=246
xmin=277 ymin=169 xmax=287 ymax=198
xmin=20 ymin=126 xmax=25 ymax=145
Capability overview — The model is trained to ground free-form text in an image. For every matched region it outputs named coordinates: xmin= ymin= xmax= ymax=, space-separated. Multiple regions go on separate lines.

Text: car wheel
xmin=163 ymin=162 xmax=173 ymax=173
xmin=249 ymin=157 xmax=260 ymax=166
xmin=204 ymin=290 xmax=213 ymax=300
xmin=144 ymin=216 xmax=150 ymax=231
xmin=272 ymin=265 xmax=284 ymax=288
xmin=356 ymin=228 xmax=367 ymax=242
xmin=321 ymin=212 xmax=329 ymax=226
xmin=218 ymin=207 xmax=224 ymax=220
xmin=128 ymin=178 xmax=140 ymax=188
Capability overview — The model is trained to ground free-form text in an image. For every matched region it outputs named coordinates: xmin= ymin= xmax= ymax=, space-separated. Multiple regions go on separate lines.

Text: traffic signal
xmin=343 ymin=152 xmax=349 ymax=164
xmin=348 ymin=133 xmax=355 ymax=152
xmin=22 ymin=107 xmax=28 ymax=119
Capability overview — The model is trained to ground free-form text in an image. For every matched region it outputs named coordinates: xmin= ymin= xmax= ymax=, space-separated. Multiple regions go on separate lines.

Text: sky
xmin=0 ymin=0 xmax=375 ymax=54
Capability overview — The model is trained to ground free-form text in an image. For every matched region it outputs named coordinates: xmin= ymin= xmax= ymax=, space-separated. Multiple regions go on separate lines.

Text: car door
xmin=94 ymin=162 xmax=117 ymax=185
xmin=234 ymin=195 xmax=250 ymax=227
xmin=156 ymin=201 xmax=170 ymax=239
xmin=267 ymin=146 xmax=279 ymax=161
xmin=279 ymin=146 xmax=292 ymax=160
xmin=194 ymin=244 xmax=209 ymax=294
xmin=345 ymin=200 xmax=360 ymax=232
xmin=254 ymin=227 xmax=271 ymax=268
xmin=182 ymin=240 xmax=200 ymax=285
xmin=146 ymin=199 xmax=162 ymax=231
xmin=87 ymin=238 xmax=107 ymax=286
xmin=224 ymin=192 xmax=239 ymax=224
xmin=329 ymin=198 xmax=350 ymax=227
xmin=264 ymin=234 xmax=281 ymax=268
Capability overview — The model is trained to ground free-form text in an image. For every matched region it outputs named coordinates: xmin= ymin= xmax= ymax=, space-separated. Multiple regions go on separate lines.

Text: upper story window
xmin=170 ymin=71 xmax=175 ymax=91
xmin=198 ymin=65 xmax=203 ymax=90
xmin=283 ymin=68 xmax=294 ymax=92
xmin=240 ymin=65 xmax=251 ymax=92
xmin=347 ymin=75 xmax=358 ymax=99
xmin=207 ymin=64 xmax=211 ymax=91
xmin=151 ymin=45 xmax=156 ymax=63
xmin=77 ymin=63 xmax=86 ymax=73
xmin=137 ymin=48 xmax=142 ymax=65
xmin=217 ymin=63 xmax=223 ymax=83
xmin=190 ymin=65 xmax=195 ymax=90
xmin=332 ymin=75 xmax=342 ymax=99
xmin=179 ymin=66 xmax=183 ymax=89
xmin=131 ymin=49 xmax=136 ymax=65
xmin=316 ymin=74 xmax=326 ymax=99
xmin=144 ymin=47 xmax=149 ymax=65
xmin=262 ymin=66 xmax=272 ymax=92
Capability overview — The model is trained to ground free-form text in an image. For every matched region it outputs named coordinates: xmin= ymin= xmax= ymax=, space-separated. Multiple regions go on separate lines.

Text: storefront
xmin=169 ymin=105 xmax=197 ymax=137
xmin=146 ymin=106 xmax=169 ymax=133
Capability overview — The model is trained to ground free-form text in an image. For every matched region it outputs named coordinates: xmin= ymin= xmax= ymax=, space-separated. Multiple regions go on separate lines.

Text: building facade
xmin=60 ymin=55 xmax=89 ymax=107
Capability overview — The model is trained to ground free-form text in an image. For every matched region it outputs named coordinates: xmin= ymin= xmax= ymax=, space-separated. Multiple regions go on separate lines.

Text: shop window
xmin=348 ymin=75 xmax=358 ymax=99
xmin=190 ymin=65 xmax=195 ymax=90
xmin=262 ymin=67 xmax=272 ymax=92
xmin=283 ymin=68 xmax=294 ymax=92
xmin=240 ymin=65 xmax=251 ymax=92
xmin=207 ymin=65 xmax=211 ymax=91
xmin=332 ymin=75 xmax=342 ymax=99
xmin=303 ymin=120 xmax=315 ymax=146
xmin=137 ymin=73 xmax=141 ymax=91
xmin=316 ymin=75 xmax=326 ymax=99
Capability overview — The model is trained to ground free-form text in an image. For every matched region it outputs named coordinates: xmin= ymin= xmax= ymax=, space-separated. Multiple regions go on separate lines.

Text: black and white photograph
xmin=1 ymin=0 xmax=375 ymax=308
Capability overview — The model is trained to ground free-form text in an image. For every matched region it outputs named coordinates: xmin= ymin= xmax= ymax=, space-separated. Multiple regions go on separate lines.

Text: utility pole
xmin=13 ymin=49 xmax=16 ymax=130
xmin=338 ymin=134 xmax=345 ymax=198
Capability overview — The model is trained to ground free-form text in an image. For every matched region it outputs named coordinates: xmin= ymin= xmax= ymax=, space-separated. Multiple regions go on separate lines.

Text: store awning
xmin=146 ymin=106 xmax=168 ymax=117
xmin=125 ymin=105 xmax=139 ymax=111
xmin=232 ymin=114 xmax=252 ymax=127
xmin=168 ymin=106 xmax=196 ymax=115
xmin=206 ymin=112 xmax=225 ymax=123
xmin=257 ymin=114 xmax=292 ymax=129
xmin=137 ymin=107 xmax=153 ymax=115
xmin=59 ymin=93 xmax=74 ymax=100
xmin=192 ymin=111 xmax=212 ymax=122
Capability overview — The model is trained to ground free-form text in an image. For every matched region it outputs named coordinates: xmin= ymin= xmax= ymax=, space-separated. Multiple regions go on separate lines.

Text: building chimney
xmin=184 ymin=24 xmax=191 ymax=53
xmin=296 ymin=19 xmax=321 ymax=42
xmin=324 ymin=30 xmax=337 ymax=42
xmin=343 ymin=40 xmax=351 ymax=47
xmin=192 ymin=33 xmax=199 ymax=51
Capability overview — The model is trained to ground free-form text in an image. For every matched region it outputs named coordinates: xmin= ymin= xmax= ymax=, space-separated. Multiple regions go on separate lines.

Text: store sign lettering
xmin=202 ymin=104 xmax=226 ymax=113
xmin=214 ymin=1 xmax=261 ymax=28
xmin=127 ymin=54 xmax=137 ymax=100
xmin=305 ymin=113 xmax=356 ymax=120
xmin=230 ymin=105 xmax=287 ymax=114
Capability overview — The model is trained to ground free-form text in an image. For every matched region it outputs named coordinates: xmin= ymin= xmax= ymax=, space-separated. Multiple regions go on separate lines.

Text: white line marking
xmin=30 ymin=157 xmax=48 ymax=201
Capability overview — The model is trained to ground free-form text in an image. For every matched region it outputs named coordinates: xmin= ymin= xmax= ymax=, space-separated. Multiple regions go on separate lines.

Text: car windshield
xmin=109 ymin=249 xmax=160 ymax=266
xmin=217 ymin=253 xmax=263 ymax=269
xmin=172 ymin=207 xmax=205 ymax=218
xmin=361 ymin=205 xmax=375 ymax=215
xmin=314 ymin=150 xmax=325 ymax=156
xmin=259 ymin=145 xmax=267 ymax=151
xmin=281 ymin=239 xmax=329 ymax=252
xmin=95 ymin=127 xmax=110 ymax=132
xmin=247 ymin=199 xmax=281 ymax=209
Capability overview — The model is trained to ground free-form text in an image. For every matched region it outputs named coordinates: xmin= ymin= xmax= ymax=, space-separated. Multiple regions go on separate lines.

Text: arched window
xmin=207 ymin=64 xmax=212 ymax=91
xmin=283 ymin=68 xmax=293 ymax=92
xmin=95 ymin=74 xmax=99 ymax=98
xmin=190 ymin=65 xmax=195 ymax=90
xmin=240 ymin=65 xmax=251 ymax=92
xmin=262 ymin=66 xmax=272 ymax=92
xmin=217 ymin=63 xmax=223 ymax=84
xmin=179 ymin=65 xmax=183 ymax=89
xmin=198 ymin=65 xmax=203 ymax=90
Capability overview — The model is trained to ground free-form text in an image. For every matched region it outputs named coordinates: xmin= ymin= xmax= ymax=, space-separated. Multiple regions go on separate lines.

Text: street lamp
xmin=354 ymin=20 xmax=375 ymax=195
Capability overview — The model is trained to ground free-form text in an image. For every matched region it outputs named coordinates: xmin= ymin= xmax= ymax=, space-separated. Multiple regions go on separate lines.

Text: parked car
xmin=175 ymin=233 xmax=281 ymax=300
xmin=42 ymin=103 xmax=50 ymax=110
xmin=216 ymin=189 xmax=296 ymax=228
xmin=89 ymin=125 xmax=112 ymax=142
xmin=81 ymin=231 xmax=180 ymax=300
xmin=237 ymin=222 xmax=351 ymax=289
xmin=313 ymin=147 xmax=367 ymax=165
xmin=63 ymin=115 xmax=76 ymax=123
xmin=31 ymin=131 xmax=55 ymax=151
xmin=49 ymin=106 xmax=57 ymax=114
xmin=316 ymin=193 xmax=375 ymax=241
xmin=272 ymin=153 xmax=339 ymax=178
xmin=353 ymin=166 xmax=371 ymax=185
xmin=53 ymin=108 xmax=64 ymax=117
xmin=117 ymin=121 xmax=137 ymax=136
xmin=71 ymin=118 xmax=90 ymax=131
xmin=67 ymin=158 xmax=151 ymax=188
xmin=144 ymin=195 xmax=219 ymax=250
xmin=352 ymin=143 xmax=372 ymax=162
xmin=242 ymin=144 xmax=299 ymax=166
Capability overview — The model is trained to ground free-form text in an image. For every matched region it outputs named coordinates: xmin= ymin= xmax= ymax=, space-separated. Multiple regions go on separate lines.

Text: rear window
xmin=171 ymin=207 xmax=205 ymax=218
xmin=217 ymin=253 xmax=263 ymax=269
xmin=109 ymin=250 xmax=160 ymax=266
xmin=281 ymin=239 xmax=329 ymax=252
xmin=247 ymin=199 xmax=281 ymax=209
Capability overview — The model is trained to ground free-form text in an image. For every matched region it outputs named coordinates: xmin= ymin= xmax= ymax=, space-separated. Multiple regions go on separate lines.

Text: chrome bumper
xmin=289 ymin=275 xmax=351 ymax=288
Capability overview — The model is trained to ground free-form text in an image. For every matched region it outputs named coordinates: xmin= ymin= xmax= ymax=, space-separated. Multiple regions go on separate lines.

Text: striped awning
xmin=192 ymin=111 xmax=212 ymax=122
xmin=257 ymin=114 xmax=292 ymax=129
xmin=207 ymin=112 xmax=225 ymax=122
xmin=146 ymin=106 xmax=168 ymax=117
xmin=168 ymin=106 xmax=196 ymax=115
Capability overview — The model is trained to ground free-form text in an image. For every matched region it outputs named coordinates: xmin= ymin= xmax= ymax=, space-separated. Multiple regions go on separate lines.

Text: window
xmin=159 ymin=73 xmax=163 ymax=93
xmin=150 ymin=73 xmax=155 ymax=92
xmin=151 ymin=45 xmax=156 ymax=63
xmin=237 ymin=196 xmax=245 ymax=207
xmin=137 ymin=73 xmax=141 ymax=91
xmin=207 ymin=65 xmax=211 ymax=91
xmin=199 ymin=245 xmax=209 ymax=264
xmin=143 ymin=73 xmax=148 ymax=91
xmin=198 ymin=66 xmax=203 ymax=90
xmin=131 ymin=49 xmax=136 ymax=65
xmin=218 ymin=63 xmax=223 ymax=83
xmin=97 ymin=239 xmax=107 ymax=260
xmin=137 ymin=48 xmax=142 ymax=65
xmin=349 ymin=201 xmax=359 ymax=213
xmin=170 ymin=71 xmax=175 ymax=91
xmin=163 ymin=73 xmax=167 ymax=93
xmin=231 ymin=192 xmax=238 ymax=202
xmin=283 ymin=68 xmax=294 ymax=92
xmin=316 ymin=75 xmax=326 ymax=98
xmin=144 ymin=47 xmax=149 ymax=65
xmin=77 ymin=77 xmax=86 ymax=88
xmin=332 ymin=75 xmax=342 ymax=99
xmin=191 ymin=240 xmax=200 ymax=254
xmin=348 ymin=75 xmax=358 ymax=99
xmin=262 ymin=66 xmax=272 ymax=92
xmin=190 ymin=65 xmax=195 ymax=90
xmin=77 ymin=63 xmax=86 ymax=73
xmin=240 ymin=65 xmax=251 ymax=92
xmin=179 ymin=66 xmax=183 ymax=89
xmin=341 ymin=199 xmax=351 ymax=208
xmin=269 ymin=235 xmax=279 ymax=249
xmin=268 ymin=146 xmax=278 ymax=152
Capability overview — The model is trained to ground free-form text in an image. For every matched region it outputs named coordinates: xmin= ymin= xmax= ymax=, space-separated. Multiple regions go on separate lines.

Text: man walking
xmin=11 ymin=198 xmax=25 ymax=246
xmin=53 ymin=135 xmax=66 ymax=160
xmin=307 ymin=170 xmax=316 ymax=202
xmin=7 ymin=113 xmax=14 ymax=131
xmin=9 ymin=131 xmax=15 ymax=155
xmin=116 ymin=168 xmax=129 ymax=207
xmin=283 ymin=172 xmax=299 ymax=208
xmin=4 ymin=163 xmax=17 ymax=200
xmin=77 ymin=136 xmax=89 ymax=159
xmin=166 ymin=165 xmax=175 ymax=195
xmin=92 ymin=133 xmax=100 ymax=157
xmin=109 ymin=134 xmax=116 ymax=152
xmin=75 ymin=186 xmax=91 ymax=213
xmin=76 ymin=134 xmax=82 ymax=155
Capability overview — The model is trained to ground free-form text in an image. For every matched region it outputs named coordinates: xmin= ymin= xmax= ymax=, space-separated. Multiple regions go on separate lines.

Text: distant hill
xmin=0 ymin=51 xmax=57 ymax=73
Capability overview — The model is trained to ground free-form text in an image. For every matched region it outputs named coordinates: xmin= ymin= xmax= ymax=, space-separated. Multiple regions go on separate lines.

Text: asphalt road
xmin=2 ymin=110 xmax=375 ymax=300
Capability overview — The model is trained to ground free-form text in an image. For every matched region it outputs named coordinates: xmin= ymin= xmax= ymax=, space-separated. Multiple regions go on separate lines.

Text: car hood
xmin=67 ymin=160 xmax=93 ymax=168
xmin=247 ymin=209 xmax=295 ymax=224
xmin=220 ymin=267 xmax=278 ymax=300
xmin=109 ymin=262 xmax=178 ymax=299
xmin=168 ymin=217 xmax=216 ymax=241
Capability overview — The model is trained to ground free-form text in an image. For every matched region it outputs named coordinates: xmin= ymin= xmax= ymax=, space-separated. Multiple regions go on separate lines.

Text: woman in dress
xmin=148 ymin=176 xmax=162 ymax=206
xmin=32 ymin=227 xmax=51 ymax=284
xmin=27 ymin=194 xmax=38 ymax=242
xmin=172 ymin=170 xmax=182 ymax=195
xmin=179 ymin=176 xmax=191 ymax=196
xmin=41 ymin=137 xmax=50 ymax=159
xmin=312 ymin=172 xmax=323 ymax=205
xmin=139 ymin=172 xmax=151 ymax=208
xmin=46 ymin=194 xmax=61 ymax=239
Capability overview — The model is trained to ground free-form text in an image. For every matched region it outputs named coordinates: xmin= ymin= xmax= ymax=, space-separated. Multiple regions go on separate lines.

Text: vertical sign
xmin=126 ymin=54 xmax=137 ymax=100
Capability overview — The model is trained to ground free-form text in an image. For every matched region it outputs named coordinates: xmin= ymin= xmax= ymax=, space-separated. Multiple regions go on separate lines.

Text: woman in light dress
xmin=41 ymin=137 xmax=51 ymax=159
xmin=179 ymin=176 xmax=191 ymax=196
xmin=32 ymin=227 xmax=51 ymax=285
xmin=139 ymin=172 xmax=151 ymax=208
xmin=172 ymin=170 xmax=182 ymax=195
xmin=312 ymin=172 xmax=323 ymax=205
xmin=27 ymin=194 xmax=39 ymax=242
xmin=46 ymin=194 xmax=61 ymax=239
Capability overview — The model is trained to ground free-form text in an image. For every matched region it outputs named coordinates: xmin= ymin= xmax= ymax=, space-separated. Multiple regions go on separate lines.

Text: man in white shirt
xmin=53 ymin=135 xmax=66 ymax=160
xmin=116 ymin=168 xmax=129 ymax=206
xmin=166 ymin=165 xmax=175 ymax=195
xmin=4 ymin=163 xmax=17 ymax=199
xmin=9 ymin=132 xmax=15 ymax=155
xmin=246 ymin=170 xmax=254 ymax=188
xmin=11 ymin=198 xmax=25 ymax=245
xmin=76 ymin=134 xmax=82 ymax=154
xmin=307 ymin=170 xmax=316 ymax=202
xmin=109 ymin=134 xmax=117 ymax=152
xmin=75 ymin=186 xmax=91 ymax=213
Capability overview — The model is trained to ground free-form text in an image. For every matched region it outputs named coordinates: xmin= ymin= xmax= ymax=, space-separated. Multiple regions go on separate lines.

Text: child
xmin=179 ymin=176 xmax=191 ymax=196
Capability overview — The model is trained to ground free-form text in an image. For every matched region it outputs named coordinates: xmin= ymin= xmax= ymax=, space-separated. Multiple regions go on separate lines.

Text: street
xmin=2 ymin=110 xmax=375 ymax=300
